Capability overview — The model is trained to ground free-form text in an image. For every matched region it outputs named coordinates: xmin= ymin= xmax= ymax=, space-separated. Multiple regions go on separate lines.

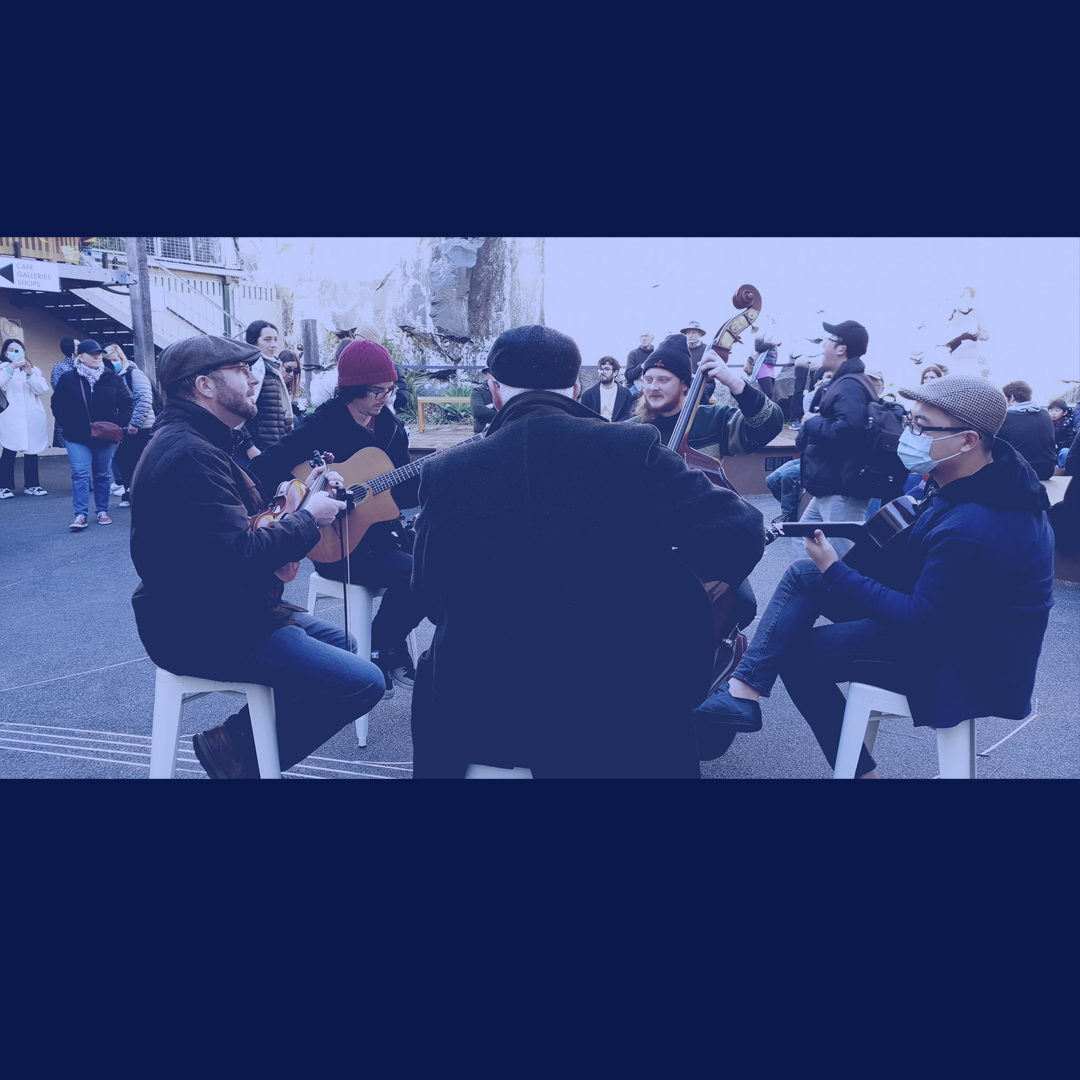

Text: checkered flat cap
xmin=898 ymin=374 xmax=1008 ymax=435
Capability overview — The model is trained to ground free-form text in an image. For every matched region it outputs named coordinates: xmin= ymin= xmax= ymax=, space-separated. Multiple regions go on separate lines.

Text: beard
xmin=212 ymin=375 xmax=258 ymax=419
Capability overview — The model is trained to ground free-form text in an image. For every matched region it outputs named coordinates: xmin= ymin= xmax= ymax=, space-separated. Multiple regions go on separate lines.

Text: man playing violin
xmin=249 ymin=340 xmax=423 ymax=696
xmin=129 ymin=335 xmax=386 ymax=779
xmin=410 ymin=324 xmax=767 ymax=778
xmin=692 ymin=375 xmax=1055 ymax=778
xmin=629 ymin=333 xmax=784 ymax=455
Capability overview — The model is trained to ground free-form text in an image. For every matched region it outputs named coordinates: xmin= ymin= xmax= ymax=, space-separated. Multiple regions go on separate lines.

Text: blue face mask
xmin=7 ymin=348 xmax=24 ymax=361
xmin=897 ymin=428 xmax=967 ymax=474
xmin=112 ymin=361 xmax=123 ymax=372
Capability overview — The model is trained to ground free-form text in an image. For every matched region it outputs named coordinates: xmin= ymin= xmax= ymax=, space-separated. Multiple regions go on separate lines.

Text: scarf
xmin=75 ymin=359 xmax=105 ymax=388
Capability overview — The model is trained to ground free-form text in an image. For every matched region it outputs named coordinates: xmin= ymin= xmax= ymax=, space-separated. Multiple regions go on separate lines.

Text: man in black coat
xmin=129 ymin=335 xmax=385 ymax=779
xmin=999 ymin=380 xmax=1057 ymax=480
xmin=795 ymin=319 xmax=875 ymax=555
xmin=624 ymin=331 xmax=655 ymax=394
xmin=249 ymin=341 xmax=424 ymax=695
xmin=410 ymin=325 xmax=767 ymax=778
xmin=578 ymin=356 xmax=635 ymax=422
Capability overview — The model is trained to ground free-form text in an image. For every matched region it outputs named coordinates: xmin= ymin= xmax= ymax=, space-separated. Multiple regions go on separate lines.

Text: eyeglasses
xmin=367 ymin=387 xmax=395 ymax=399
xmin=824 ymin=337 xmax=843 ymax=346
xmin=210 ymin=362 xmax=252 ymax=377
xmin=903 ymin=416 xmax=970 ymax=437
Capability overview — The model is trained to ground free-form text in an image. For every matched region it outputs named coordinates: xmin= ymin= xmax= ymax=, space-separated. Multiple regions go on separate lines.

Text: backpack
xmin=830 ymin=373 xmax=909 ymax=500
xmin=124 ymin=366 xmax=165 ymax=419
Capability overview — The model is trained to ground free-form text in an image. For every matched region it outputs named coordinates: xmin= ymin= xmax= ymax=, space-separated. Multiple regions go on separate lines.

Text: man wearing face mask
xmin=692 ymin=374 xmax=1055 ymax=779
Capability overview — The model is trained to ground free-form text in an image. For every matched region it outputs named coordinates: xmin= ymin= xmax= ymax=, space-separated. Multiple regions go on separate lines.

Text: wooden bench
xmin=416 ymin=397 xmax=471 ymax=434
xmin=702 ymin=427 xmax=800 ymax=496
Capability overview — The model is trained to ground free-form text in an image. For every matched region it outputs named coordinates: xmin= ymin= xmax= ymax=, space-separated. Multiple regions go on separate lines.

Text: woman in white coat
xmin=0 ymin=338 xmax=50 ymax=498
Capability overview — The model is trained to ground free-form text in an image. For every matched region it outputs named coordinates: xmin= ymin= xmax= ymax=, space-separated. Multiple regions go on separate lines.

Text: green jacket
xmin=631 ymin=383 xmax=783 ymax=457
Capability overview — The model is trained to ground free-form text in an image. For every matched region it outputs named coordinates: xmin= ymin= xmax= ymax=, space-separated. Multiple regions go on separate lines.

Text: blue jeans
xmin=66 ymin=441 xmax=118 ymax=516
xmin=732 ymin=558 xmax=913 ymax=776
xmin=189 ymin=613 xmax=385 ymax=774
xmin=1059 ymin=447 xmax=1069 ymax=469
xmin=765 ymin=459 xmax=801 ymax=520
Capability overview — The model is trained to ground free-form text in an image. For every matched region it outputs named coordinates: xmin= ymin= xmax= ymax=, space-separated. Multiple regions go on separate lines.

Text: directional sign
xmin=0 ymin=258 xmax=62 ymax=292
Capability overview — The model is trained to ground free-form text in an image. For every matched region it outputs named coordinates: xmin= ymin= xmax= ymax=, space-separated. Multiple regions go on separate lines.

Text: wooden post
xmin=301 ymin=318 xmax=319 ymax=397
xmin=126 ymin=236 xmax=157 ymax=385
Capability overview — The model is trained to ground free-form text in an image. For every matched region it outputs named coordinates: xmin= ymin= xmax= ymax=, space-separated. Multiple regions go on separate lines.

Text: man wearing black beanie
xmin=410 ymin=324 xmax=768 ymax=778
xmin=630 ymin=333 xmax=784 ymax=458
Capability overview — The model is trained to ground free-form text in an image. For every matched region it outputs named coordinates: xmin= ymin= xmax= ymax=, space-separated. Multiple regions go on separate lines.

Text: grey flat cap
xmin=158 ymin=335 xmax=262 ymax=388
xmin=898 ymin=374 xmax=1008 ymax=435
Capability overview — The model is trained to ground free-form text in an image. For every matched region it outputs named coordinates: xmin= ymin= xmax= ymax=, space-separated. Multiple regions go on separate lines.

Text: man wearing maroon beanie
xmin=249 ymin=339 xmax=425 ymax=696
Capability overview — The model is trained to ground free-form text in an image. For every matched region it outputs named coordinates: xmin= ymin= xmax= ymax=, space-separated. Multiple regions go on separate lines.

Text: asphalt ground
xmin=1 ymin=454 xmax=1076 ymax=780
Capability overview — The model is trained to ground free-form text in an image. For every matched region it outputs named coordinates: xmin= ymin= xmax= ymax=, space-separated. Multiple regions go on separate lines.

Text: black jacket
xmin=999 ymin=403 xmax=1058 ymax=481
xmin=247 ymin=358 xmax=294 ymax=450
xmin=51 ymin=367 xmax=134 ymax=446
xmin=578 ymin=381 xmax=635 ymax=423
xmin=796 ymin=358 xmax=872 ymax=496
xmin=470 ymin=385 xmax=496 ymax=433
xmin=410 ymin=390 xmax=767 ymax=778
xmin=249 ymin=395 xmax=419 ymax=559
xmin=129 ymin=400 xmax=321 ymax=673
xmin=624 ymin=345 xmax=654 ymax=386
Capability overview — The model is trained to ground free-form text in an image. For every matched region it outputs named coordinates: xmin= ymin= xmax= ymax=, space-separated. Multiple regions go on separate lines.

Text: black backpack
xmin=831 ymin=373 xmax=909 ymax=500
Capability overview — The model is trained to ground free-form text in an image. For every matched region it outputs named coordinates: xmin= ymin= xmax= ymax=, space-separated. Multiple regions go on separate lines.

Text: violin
xmin=249 ymin=450 xmax=335 ymax=582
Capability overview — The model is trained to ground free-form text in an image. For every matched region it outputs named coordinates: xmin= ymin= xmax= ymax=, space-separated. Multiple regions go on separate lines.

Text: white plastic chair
xmin=306 ymin=572 xmax=419 ymax=747
xmin=835 ymin=682 xmax=976 ymax=779
xmin=150 ymin=668 xmax=280 ymax=779
xmin=465 ymin=764 xmax=534 ymax=779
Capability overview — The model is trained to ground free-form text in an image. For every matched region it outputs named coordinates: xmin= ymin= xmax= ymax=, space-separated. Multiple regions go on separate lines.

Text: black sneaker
xmin=370 ymin=649 xmax=395 ymax=701
xmin=387 ymin=654 xmax=416 ymax=691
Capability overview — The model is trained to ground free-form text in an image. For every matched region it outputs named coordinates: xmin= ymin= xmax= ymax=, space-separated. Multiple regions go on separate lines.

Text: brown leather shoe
xmin=192 ymin=724 xmax=260 ymax=779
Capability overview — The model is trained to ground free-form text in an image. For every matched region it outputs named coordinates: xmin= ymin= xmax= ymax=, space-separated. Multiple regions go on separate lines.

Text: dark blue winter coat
xmin=796 ymin=357 xmax=872 ymax=497
xmin=821 ymin=439 xmax=1055 ymax=728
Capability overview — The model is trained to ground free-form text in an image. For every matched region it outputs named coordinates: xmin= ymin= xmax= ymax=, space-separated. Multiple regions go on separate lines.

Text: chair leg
xmin=306 ymin=576 xmax=320 ymax=614
xmin=245 ymin=685 xmax=282 ymax=779
xmin=864 ymin=717 xmax=881 ymax=757
xmin=835 ymin=683 xmax=875 ymax=778
xmin=149 ymin=669 xmax=185 ymax=779
xmin=937 ymin=720 xmax=976 ymax=779
xmin=351 ymin=591 xmax=375 ymax=748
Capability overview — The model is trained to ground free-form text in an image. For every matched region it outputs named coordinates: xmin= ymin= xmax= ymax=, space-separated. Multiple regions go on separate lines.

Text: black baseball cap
xmin=822 ymin=320 xmax=868 ymax=359
xmin=76 ymin=339 xmax=105 ymax=355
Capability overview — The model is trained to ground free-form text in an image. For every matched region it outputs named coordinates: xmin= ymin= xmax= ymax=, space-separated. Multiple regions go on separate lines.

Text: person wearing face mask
xmin=0 ymin=339 xmax=51 ymax=498
xmin=106 ymin=344 xmax=157 ymax=508
xmin=692 ymin=375 xmax=1054 ymax=779
xmin=50 ymin=340 xmax=134 ymax=529
xmin=243 ymin=320 xmax=294 ymax=450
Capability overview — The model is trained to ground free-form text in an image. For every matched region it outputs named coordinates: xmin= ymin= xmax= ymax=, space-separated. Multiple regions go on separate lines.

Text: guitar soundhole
xmin=353 ymin=484 xmax=369 ymax=504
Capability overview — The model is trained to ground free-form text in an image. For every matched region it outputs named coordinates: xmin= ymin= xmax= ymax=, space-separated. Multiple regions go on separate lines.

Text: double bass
xmin=665 ymin=284 xmax=764 ymax=696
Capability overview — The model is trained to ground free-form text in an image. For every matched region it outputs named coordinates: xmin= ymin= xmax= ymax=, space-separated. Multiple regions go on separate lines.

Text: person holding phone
xmin=0 ymin=338 xmax=51 ymax=498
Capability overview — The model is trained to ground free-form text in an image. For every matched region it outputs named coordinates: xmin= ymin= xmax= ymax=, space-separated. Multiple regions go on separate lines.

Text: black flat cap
xmin=485 ymin=325 xmax=582 ymax=390
xmin=157 ymin=335 xmax=262 ymax=388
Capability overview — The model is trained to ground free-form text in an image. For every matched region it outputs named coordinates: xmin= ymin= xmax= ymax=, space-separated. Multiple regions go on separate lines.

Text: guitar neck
xmin=780 ymin=522 xmax=868 ymax=542
xmin=352 ymin=433 xmax=485 ymax=496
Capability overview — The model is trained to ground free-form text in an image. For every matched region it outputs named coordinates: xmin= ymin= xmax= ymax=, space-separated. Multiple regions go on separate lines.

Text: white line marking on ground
xmin=0 ymin=656 xmax=152 ymax=694
xmin=977 ymin=700 xmax=1038 ymax=757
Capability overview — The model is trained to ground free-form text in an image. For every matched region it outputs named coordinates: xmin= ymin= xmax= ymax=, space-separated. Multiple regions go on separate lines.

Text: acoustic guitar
xmin=291 ymin=435 xmax=483 ymax=563
xmin=773 ymin=495 xmax=920 ymax=575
